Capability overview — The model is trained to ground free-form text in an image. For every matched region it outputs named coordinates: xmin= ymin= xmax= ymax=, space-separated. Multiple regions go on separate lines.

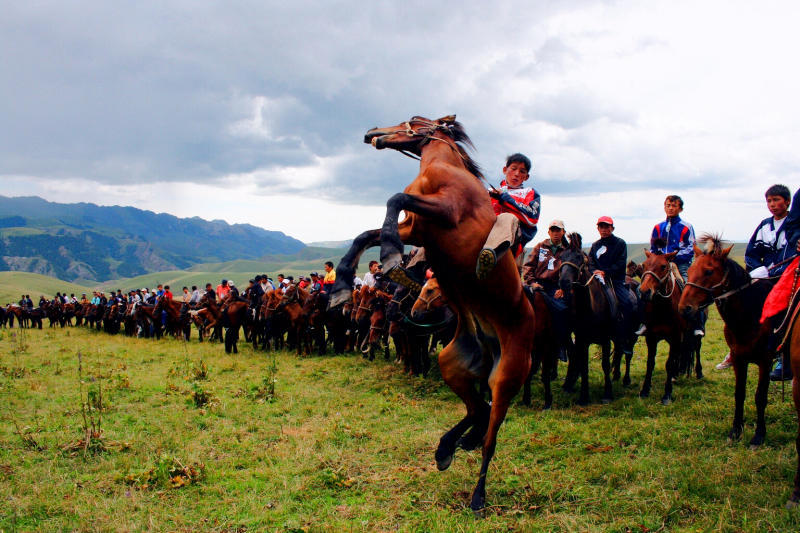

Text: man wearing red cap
xmin=589 ymin=216 xmax=636 ymax=356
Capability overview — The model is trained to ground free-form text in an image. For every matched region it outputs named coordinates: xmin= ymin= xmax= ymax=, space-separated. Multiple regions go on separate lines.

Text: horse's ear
xmin=721 ymin=244 xmax=734 ymax=259
xmin=644 ymin=250 xmax=651 ymax=258
xmin=693 ymin=243 xmax=703 ymax=257
xmin=436 ymin=114 xmax=456 ymax=124
xmin=665 ymin=251 xmax=678 ymax=262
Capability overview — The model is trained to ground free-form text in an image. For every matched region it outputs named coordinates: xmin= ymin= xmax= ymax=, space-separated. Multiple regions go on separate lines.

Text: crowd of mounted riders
xmin=0 ymin=258 xmax=457 ymax=376
xmin=1 ymin=155 xmax=797 ymax=401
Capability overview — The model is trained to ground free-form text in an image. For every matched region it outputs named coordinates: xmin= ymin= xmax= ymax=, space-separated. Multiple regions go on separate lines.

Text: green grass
xmin=0 ymin=272 xmax=92 ymax=306
xmin=1 ymin=313 xmax=798 ymax=531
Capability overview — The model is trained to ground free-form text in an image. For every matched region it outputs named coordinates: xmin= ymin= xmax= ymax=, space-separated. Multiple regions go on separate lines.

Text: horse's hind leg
xmin=749 ymin=361 xmax=769 ymax=448
xmin=434 ymin=338 xmax=487 ymax=470
xmin=470 ymin=340 xmax=531 ymax=515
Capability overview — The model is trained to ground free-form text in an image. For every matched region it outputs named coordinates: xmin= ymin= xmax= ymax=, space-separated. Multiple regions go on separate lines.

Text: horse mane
xmin=413 ymin=116 xmax=484 ymax=180
xmin=651 ymin=237 xmax=667 ymax=253
xmin=697 ymin=233 xmax=729 ymax=256
xmin=566 ymin=232 xmax=582 ymax=251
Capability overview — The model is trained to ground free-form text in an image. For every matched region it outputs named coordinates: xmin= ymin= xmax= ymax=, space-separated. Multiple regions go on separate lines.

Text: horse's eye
xmin=704 ymin=269 xmax=713 ymax=276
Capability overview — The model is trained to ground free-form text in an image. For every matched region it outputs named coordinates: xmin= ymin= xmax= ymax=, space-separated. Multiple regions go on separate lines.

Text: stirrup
xmin=384 ymin=266 xmax=422 ymax=293
xmin=475 ymin=248 xmax=497 ymax=280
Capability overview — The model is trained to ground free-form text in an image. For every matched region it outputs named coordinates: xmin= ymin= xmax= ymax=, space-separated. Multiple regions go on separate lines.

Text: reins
xmin=641 ymin=269 xmax=676 ymax=299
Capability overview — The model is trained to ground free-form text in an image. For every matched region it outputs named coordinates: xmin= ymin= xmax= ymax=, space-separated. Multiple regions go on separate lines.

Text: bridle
xmin=414 ymin=290 xmax=442 ymax=313
xmin=641 ymin=268 xmax=676 ymax=299
xmin=380 ymin=117 xmax=496 ymax=190
xmin=685 ymin=267 xmax=735 ymax=309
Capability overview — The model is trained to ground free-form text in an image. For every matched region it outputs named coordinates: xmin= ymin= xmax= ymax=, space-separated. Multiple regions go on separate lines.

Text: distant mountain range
xmin=0 ymin=196 xmax=305 ymax=282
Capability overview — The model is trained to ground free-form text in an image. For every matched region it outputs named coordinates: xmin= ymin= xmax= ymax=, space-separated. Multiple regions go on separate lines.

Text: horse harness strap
xmin=641 ymin=269 xmax=677 ymax=298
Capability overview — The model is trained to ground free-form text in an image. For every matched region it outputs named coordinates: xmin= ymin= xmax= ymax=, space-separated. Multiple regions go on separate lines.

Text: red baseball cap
xmin=597 ymin=216 xmax=614 ymax=226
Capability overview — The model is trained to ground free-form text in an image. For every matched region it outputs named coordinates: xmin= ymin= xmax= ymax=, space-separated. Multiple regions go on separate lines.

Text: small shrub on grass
xmin=249 ymin=376 xmax=277 ymax=403
xmin=61 ymin=351 xmax=128 ymax=457
xmin=190 ymin=382 xmax=216 ymax=408
xmin=12 ymin=421 xmax=45 ymax=451
xmin=121 ymin=455 xmax=205 ymax=490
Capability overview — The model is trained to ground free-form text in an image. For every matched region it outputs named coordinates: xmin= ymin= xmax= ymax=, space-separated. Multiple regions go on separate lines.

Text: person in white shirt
xmin=362 ymin=261 xmax=380 ymax=288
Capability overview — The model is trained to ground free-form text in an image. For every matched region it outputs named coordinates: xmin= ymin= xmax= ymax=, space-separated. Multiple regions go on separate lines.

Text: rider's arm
xmin=498 ymin=189 xmax=540 ymax=228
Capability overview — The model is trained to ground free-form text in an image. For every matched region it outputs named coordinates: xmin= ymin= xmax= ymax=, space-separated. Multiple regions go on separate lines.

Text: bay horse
xmin=154 ymin=297 xmax=191 ymax=340
xmin=679 ymin=234 xmax=774 ymax=448
xmin=328 ymin=115 xmax=534 ymax=514
xmin=639 ymin=250 xmax=690 ymax=404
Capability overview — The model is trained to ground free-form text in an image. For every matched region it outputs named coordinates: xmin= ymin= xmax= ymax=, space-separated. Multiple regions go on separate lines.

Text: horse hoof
xmin=542 ymin=402 xmax=552 ymax=411
xmin=749 ymin=436 xmax=765 ymax=449
xmin=435 ymin=452 xmax=454 ymax=471
xmin=601 ymin=398 xmax=612 ymax=405
xmin=470 ymin=493 xmax=486 ymax=518
xmin=623 ymin=377 xmax=631 ymax=388
xmin=577 ymin=398 xmax=589 ymax=407
xmin=639 ymin=390 xmax=650 ymax=398
xmin=786 ymin=497 xmax=800 ymax=509
xmin=696 ymin=372 xmax=704 ymax=380
xmin=661 ymin=397 xmax=672 ymax=406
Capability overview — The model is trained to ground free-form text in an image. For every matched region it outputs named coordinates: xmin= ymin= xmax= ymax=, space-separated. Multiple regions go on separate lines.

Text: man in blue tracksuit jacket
xmin=650 ymin=195 xmax=696 ymax=280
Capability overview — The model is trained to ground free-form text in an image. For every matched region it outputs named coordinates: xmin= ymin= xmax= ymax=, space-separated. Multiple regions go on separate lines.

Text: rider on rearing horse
xmin=475 ymin=153 xmax=541 ymax=280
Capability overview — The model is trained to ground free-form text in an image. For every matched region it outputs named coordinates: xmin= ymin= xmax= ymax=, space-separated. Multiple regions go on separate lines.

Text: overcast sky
xmin=2 ymin=1 xmax=798 ymax=244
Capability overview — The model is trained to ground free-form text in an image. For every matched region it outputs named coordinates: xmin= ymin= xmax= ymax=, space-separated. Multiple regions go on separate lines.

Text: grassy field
xmin=0 ymin=272 xmax=92 ymax=307
xmin=1 ymin=312 xmax=799 ymax=531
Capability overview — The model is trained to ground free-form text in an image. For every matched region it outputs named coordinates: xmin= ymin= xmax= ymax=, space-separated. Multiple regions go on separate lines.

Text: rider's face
xmin=597 ymin=223 xmax=613 ymax=238
xmin=503 ymin=162 xmax=529 ymax=188
xmin=663 ymin=200 xmax=682 ymax=218
xmin=767 ymin=195 xmax=789 ymax=219
xmin=548 ymin=227 xmax=564 ymax=244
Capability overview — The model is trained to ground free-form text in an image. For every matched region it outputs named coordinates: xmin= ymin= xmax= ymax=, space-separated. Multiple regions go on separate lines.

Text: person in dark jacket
xmin=588 ymin=216 xmax=635 ymax=356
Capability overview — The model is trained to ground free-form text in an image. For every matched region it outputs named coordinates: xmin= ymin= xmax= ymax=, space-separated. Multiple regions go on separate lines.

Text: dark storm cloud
xmin=0 ymin=1 xmax=739 ymax=207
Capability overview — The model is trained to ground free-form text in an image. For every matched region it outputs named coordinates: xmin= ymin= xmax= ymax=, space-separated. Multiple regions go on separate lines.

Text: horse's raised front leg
xmin=380 ymin=192 xmax=457 ymax=291
xmin=329 ymin=229 xmax=382 ymax=308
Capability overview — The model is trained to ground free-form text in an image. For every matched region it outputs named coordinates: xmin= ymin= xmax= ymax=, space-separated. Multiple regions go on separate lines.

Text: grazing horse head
xmin=639 ymin=250 xmax=678 ymax=302
xmin=679 ymin=233 xmax=734 ymax=317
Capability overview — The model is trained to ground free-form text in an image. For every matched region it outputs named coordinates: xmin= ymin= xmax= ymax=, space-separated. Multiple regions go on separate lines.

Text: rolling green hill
xmin=0 ymin=195 xmax=305 ymax=282
xmin=0 ymin=271 xmax=92 ymax=305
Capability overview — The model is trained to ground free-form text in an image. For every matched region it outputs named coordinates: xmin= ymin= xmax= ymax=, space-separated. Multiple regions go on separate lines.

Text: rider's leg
xmin=476 ymin=213 xmax=518 ymax=280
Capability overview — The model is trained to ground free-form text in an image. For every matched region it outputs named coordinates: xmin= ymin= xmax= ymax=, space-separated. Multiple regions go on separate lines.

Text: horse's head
xmin=678 ymin=233 xmax=734 ymax=317
xmin=639 ymin=250 xmax=677 ymax=302
xmin=365 ymin=115 xmax=456 ymax=151
xmin=410 ymin=277 xmax=447 ymax=321
xmin=558 ymin=232 xmax=587 ymax=292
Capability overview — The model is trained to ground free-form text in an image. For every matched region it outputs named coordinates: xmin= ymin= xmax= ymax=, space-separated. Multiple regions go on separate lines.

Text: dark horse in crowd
xmin=559 ymin=233 xmax=634 ymax=405
xmin=679 ymin=234 xmax=774 ymax=448
xmin=328 ymin=115 xmax=535 ymax=514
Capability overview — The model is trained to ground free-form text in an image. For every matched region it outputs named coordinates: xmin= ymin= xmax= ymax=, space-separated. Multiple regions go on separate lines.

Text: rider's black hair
xmin=505 ymin=153 xmax=532 ymax=173
xmin=765 ymin=184 xmax=791 ymax=203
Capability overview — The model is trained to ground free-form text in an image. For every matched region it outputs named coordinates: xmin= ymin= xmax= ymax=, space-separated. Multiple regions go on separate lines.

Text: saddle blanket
xmin=761 ymin=257 xmax=800 ymax=323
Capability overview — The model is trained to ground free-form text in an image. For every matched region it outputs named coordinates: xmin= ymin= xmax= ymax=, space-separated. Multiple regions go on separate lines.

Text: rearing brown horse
xmin=328 ymin=115 xmax=534 ymax=514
